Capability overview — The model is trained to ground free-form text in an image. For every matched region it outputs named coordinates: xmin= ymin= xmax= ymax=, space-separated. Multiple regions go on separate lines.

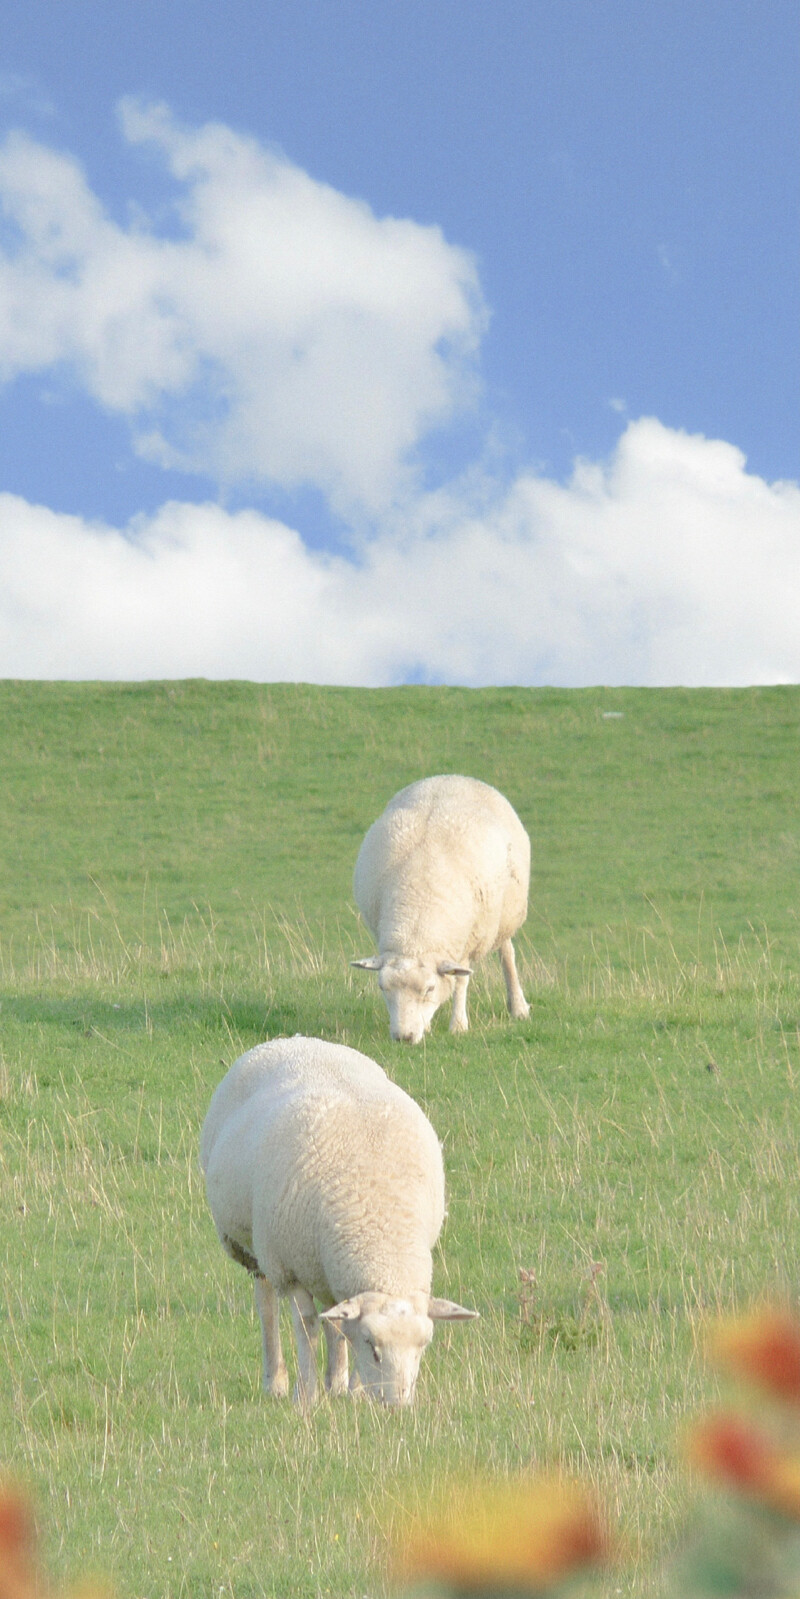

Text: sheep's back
xmin=354 ymin=775 xmax=530 ymax=955
xmin=252 ymin=1087 xmax=444 ymax=1300
xmin=202 ymin=1038 xmax=445 ymax=1301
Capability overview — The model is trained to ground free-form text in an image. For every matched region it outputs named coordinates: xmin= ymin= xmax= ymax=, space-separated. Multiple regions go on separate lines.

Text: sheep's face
xmin=352 ymin=1297 xmax=433 ymax=1405
xmin=352 ymin=956 xmax=472 ymax=1044
xmin=321 ymin=1292 xmax=479 ymax=1406
xmin=380 ymin=959 xmax=452 ymax=1045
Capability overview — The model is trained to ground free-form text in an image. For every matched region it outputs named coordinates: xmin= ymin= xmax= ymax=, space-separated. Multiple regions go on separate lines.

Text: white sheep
xmin=351 ymin=774 xmax=531 ymax=1044
xmin=200 ymin=1035 xmax=477 ymax=1406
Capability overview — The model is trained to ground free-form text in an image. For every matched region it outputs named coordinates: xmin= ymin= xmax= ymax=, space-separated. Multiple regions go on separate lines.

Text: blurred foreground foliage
xmin=390 ymin=1306 xmax=800 ymax=1598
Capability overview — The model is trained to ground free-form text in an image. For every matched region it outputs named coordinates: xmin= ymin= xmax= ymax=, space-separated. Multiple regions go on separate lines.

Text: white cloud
xmin=0 ymin=102 xmax=484 ymax=512
xmin=0 ymin=103 xmax=797 ymax=686
xmin=1 ymin=419 xmax=797 ymax=685
xmin=0 ymin=496 xmax=349 ymax=680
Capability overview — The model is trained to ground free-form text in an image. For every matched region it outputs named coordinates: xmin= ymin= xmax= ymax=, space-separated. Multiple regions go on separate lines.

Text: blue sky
xmin=0 ymin=1 xmax=798 ymax=683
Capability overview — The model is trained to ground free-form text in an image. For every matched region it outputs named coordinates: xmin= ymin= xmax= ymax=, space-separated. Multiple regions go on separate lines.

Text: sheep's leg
xmin=499 ymin=938 xmax=530 ymax=1019
xmin=323 ymin=1321 xmax=349 ymax=1396
xmin=449 ymin=973 xmax=470 ymax=1033
xmin=254 ymin=1275 xmax=289 ymax=1397
xmin=289 ymin=1287 xmax=320 ymax=1405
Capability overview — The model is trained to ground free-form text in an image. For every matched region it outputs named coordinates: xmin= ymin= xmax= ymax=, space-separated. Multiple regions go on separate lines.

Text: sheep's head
xmin=351 ymin=955 xmax=472 ymax=1044
xmin=320 ymin=1291 xmax=478 ymax=1405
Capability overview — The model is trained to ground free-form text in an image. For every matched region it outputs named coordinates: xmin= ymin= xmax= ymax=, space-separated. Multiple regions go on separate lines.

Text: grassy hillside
xmin=0 ymin=682 xmax=798 ymax=1597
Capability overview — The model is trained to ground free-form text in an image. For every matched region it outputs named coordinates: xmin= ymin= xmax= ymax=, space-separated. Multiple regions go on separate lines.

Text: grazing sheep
xmin=351 ymin=774 xmax=530 ymax=1044
xmin=200 ymin=1035 xmax=477 ymax=1406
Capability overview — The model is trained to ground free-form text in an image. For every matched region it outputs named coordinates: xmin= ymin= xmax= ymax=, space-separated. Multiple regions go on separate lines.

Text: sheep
xmin=351 ymin=774 xmax=531 ymax=1044
xmin=200 ymin=1034 xmax=477 ymax=1406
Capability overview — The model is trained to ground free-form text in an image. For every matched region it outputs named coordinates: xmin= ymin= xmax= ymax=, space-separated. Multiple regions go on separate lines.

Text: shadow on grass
xmin=0 ymin=986 xmax=376 ymax=1050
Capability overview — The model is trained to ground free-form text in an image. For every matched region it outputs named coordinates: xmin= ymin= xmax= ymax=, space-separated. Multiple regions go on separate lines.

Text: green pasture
xmin=0 ymin=681 xmax=798 ymax=1597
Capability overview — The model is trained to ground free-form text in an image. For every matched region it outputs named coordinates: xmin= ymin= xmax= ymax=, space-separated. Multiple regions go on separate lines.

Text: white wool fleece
xmin=200 ymin=1035 xmax=445 ymax=1303
xmin=352 ymin=774 xmax=530 ymax=1041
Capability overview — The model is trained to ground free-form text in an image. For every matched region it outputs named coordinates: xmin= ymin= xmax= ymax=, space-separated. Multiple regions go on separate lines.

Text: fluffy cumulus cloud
xmin=1 ymin=419 xmax=798 ymax=685
xmin=0 ymin=104 xmax=798 ymax=685
xmin=0 ymin=100 xmax=484 ymax=512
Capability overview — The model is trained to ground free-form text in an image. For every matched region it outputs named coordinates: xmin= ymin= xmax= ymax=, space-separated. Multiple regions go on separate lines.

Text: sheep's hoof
xmin=511 ymin=1000 xmax=531 ymax=1020
xmin=449 ymin=1017 xmax=469 ymax=1034
xmin=292 ymin=1380 xmax=317 ymax=1409
xmin=325 ymin=1376 xmax=349 ymax=1398
xmin=264 ymin=1367 xmax=290 ymax=1398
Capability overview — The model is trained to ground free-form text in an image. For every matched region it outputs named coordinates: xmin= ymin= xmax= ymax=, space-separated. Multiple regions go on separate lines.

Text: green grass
xmin=1 ymin=682 xmax=799 ymax=1596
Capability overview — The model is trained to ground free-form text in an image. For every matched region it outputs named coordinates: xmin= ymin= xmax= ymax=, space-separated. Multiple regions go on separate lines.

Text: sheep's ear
xmin=428 ymin=1297 xmax=479 ymax=1322
xmin=350 ymin=957 xmax=383 ymax=971
xmin=437 ymin=961 xmax=473 ymax=978
xmin=320 ymin=1297 xmax=363 ymax=1323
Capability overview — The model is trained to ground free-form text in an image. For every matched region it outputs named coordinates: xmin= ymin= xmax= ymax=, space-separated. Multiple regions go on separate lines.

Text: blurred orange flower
xmin=0 ymin=1483 xmax=109 ymax=1599
xmin=688 ymin=1414 xmax=800 ymax=1520
xmin=710 ymin=1309 xmax=800 ymax=1403
xmin=0 ymin=1483 xmax=39 ymax=1599
xmin=397 ymin=1477 xmax=609 ymax=1594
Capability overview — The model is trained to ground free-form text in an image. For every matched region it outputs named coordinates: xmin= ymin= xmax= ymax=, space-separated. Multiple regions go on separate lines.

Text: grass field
xmin=0 ymin=681 xmax=798 ymax=1597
